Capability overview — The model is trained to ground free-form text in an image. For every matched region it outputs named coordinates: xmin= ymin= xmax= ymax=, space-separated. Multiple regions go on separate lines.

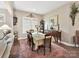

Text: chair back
xmin=76 ymin=30 xmax=79 ymax=37
xmin=75 ymin=30 xmax=79 ymax=44
xmin=44 ymin=32 xmax=52 ymax=52
xmin=44 ymin=32 xmax=52 ymax=45
xmin=45 ymin=32 xmax=52 ymax=39
xmin=27 ymin=32 xmax=34 ymax=45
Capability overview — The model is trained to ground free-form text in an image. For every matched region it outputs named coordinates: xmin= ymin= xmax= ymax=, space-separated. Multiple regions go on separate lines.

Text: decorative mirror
xmin=50 ymin=15 xmax=59 ymax=31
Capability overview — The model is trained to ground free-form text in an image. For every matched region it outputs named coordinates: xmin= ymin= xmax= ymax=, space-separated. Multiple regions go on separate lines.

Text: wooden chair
xmin=36 ymin=33 xmax=52 ymax=55
xmin=27 ymin=32 xmax=34 ymax=51
xmin=45 ymin=32 xmax=52 ymax=52
xmin=73 ymin=30 xmax=79 ymax=47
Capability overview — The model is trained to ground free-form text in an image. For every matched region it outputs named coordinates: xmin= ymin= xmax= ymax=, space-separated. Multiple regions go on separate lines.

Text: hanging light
xmin=27 ymin=13 xmax=35 ymax=18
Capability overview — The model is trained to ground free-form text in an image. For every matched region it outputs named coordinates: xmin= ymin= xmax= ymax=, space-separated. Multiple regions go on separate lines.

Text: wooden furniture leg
xmin=49 ymin=38 xmax=51 ymax=52
xmin=32 ymin=42 xmax=33 ymax=51
xmin=44 ymin=39 xmax=45 ymax=55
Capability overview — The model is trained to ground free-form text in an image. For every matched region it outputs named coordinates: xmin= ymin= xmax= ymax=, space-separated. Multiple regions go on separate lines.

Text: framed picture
xmin=0 ymin=14 xmax=5 ymax=23
xmin=50 ymin=19 xmax=54 ymax=26
xmin=13 ymin=17 xmax=17 ymax=25
xmin=50 ymin=15 xmax=58 ymax=26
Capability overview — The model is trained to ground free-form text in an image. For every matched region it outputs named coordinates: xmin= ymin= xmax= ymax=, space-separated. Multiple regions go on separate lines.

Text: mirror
xmin=44 ymin=15 xmax=59 ymax=31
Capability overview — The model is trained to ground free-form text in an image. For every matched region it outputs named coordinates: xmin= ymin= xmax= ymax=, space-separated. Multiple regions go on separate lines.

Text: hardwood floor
xmin=9 ymin=38 xmax=79 ymax=58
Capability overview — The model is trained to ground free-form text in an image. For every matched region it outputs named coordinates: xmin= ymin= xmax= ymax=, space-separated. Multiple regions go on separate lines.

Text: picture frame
xmin=52 ymin=15 xmax=58 ymax=26
xmin=50 ymin=19 xmax=54 ymax=26
xmin=13 ymin=17 xmax=17 ymax=26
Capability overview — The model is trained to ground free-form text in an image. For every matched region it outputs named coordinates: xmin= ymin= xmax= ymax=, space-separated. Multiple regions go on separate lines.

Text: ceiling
xmin=0 ymin=1 xmax=70 ymax=15
xmin=13 ymin=1 xmax=70 ymax=15
xmin=0 ymin=1 xmax=6 ymax=9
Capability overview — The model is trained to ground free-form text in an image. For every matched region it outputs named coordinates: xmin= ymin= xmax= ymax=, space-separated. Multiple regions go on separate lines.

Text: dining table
xmin=32 ymin=32 xmax=45 ymax=50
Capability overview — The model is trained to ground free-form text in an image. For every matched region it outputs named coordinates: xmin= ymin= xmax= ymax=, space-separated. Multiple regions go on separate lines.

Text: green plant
xmin=70 ymin=3 xmax=79 ymax=26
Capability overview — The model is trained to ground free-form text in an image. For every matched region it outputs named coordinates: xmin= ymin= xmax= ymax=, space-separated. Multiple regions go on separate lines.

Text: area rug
xmin=10 ymin=39 xmax=78 ymax=58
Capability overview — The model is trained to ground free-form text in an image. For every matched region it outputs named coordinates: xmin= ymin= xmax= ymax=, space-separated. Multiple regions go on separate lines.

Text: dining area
xmin=27 ymin=29 xmax=61 ymax=55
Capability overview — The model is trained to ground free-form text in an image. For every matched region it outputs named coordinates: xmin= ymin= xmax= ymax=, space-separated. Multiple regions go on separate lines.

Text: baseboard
xmin=60 ymin=41 xmax=74 ymax=46
xmin=60 ymin=41 xmax=79 ymax=47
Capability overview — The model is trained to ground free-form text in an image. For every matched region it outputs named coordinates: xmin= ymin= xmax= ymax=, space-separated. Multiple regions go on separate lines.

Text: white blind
xmin=22 ymin=17 xmax=38 ymax=33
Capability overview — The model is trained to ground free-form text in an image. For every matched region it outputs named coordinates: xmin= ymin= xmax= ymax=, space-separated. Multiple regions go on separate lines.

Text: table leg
xmin=44 ymin=39 xmax=45 ymax=55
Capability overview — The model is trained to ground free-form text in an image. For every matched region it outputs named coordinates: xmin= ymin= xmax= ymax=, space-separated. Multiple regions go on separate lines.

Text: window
xmin=0 ymin=14 xmax=5 ymax=23
xmin=22 ymin=17 xmax=38 ymax=33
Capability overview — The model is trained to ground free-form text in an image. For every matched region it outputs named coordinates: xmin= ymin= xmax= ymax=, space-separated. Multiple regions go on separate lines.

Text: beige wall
xmin=0 ymin=2 xmax=13 ymax=27
xmin=44 ymin=2 xmax=79 ymax=44
xmin=12 ymin=1 xmax=79 ymax=44
xmin=5 ymin=1 xmax=13 ymax=35
xmin=0 ymin=1 xmax=13 ymax=34
xmin=0 ymin=9 xmax=6 ymax=26
xmin=5 ymin=1 xmax=13 ymax=29
xmin=14 ymin=9 xmax=43 ymax=38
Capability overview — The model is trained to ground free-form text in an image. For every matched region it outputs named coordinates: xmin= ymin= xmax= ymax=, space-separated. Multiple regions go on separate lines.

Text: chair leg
xmin=31 ymin=43 xmax=34 ymax=51
xmin=55 ymin=37 xmax=58 ymax=43
xmin=32 ymin=44 xmax=33 ymax=51
xmin=75 ymin=43 xmax=76 ymax=47
xmin=60 ymin=36 xmax=61 ymax=43
xmin=37 ymin=48 xmax=39 ymax=53
xmin=44 ymin=39 xmax=45 ymax=55
xmin=44 ymin=46 xmax=45 ymax=55
xmin=50 ymin=38 xmax=51 ymax=52
xmin=55 ymin=37 xmax=57 ymax=42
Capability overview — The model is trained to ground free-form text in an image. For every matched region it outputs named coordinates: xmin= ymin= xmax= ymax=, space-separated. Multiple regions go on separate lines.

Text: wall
xmin=44 ymin=2 xmax=79 ymax=45
xmin=5 ymin=1 xmax=13 ymax=31
xmin=0 ymin=2 xmax=13 ymax=57
xmin=0 ymin=9 xmax=7 ymax=26
xmin=14 ymin=9 xmax=43 ymax=38
xmin=0 ymin=1 xmax=13 ymax=35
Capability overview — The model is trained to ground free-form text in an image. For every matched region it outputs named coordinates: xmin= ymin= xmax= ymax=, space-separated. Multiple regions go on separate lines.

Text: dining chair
xmin=45 ymin=32 xmax=52 ymax=52
xmin=37 ymin=32 xmax=52 ymax=55
xmin=27 ymin=32 xmax=34 ymax=51
xmin=73 ymin=30 xmax=79 ymax=47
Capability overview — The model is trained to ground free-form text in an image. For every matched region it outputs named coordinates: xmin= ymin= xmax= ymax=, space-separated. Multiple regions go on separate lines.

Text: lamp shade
xmin=0 ymin=24 xmax=11 ymax=30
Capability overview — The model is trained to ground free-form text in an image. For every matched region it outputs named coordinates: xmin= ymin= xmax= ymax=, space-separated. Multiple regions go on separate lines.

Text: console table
xmin=44 ymin=30 xmax=61 ymax=43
